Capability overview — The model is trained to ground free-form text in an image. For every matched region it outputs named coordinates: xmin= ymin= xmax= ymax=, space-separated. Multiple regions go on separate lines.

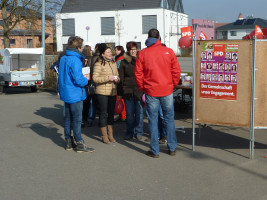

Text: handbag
xmin=85 ymin=81 xmax=95 ymax=96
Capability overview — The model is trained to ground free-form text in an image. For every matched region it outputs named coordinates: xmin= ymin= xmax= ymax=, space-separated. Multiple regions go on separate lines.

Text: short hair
xmin=115 ymin=45 xmax=125 ymax=52
xmin=126 ymin=41 xmax=137 ymax=51
xmin=148 ymin=28 xmax=160 ymax=38
xmin=68 ymin=36 xmax=76 ymax=44
xmin=68 ymin=36 xmax=83 ymax=49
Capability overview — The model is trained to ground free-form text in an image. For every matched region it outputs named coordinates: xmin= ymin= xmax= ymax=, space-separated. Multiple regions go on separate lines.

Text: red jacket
xmin=135 ymin=40 xmax=181 ymax=97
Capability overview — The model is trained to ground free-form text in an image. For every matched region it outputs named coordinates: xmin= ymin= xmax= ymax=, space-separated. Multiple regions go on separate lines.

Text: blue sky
xmin=183 ymin=0 xmax=267 ymax=23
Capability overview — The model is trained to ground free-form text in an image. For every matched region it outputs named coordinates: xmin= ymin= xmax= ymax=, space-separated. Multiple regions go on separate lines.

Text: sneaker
xmin=65 ymin=139 xmax=73 ymax=151
xmin=124 ymin=135 xmax=133 ymax=141
xmin=70 ymin=136 xmax=77 ymax=149
xmin=146 ymin=151 xmax=159 ymax=158
xmin=75 ymin=141 xmax=95 ymax=153
xmin=159 ymin=136 xmax=167 ymax=144
xmin=135 ymin=135 xmax=143 ymax=141
xmin=168 ymin=150 xmax=176 ymax=156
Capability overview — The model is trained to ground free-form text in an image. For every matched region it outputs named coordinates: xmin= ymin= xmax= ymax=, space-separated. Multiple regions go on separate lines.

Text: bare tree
xmin=0 ymin=0 xmax=62 ymax=48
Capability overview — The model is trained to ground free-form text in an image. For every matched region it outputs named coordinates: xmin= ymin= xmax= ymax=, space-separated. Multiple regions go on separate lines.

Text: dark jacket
xmin=118 ymin=53 xmax=143 ymax=100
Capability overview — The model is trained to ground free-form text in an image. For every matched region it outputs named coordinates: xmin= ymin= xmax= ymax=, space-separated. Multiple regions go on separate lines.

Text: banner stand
xmin=193 ymin=39 xmax=267 ymax=159
xmin=192 ymin=37 xmax=197 ymax=151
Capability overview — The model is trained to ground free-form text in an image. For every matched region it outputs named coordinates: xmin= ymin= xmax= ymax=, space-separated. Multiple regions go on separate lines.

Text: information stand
xmin=191 ymin=39 xmax=267 ymax=159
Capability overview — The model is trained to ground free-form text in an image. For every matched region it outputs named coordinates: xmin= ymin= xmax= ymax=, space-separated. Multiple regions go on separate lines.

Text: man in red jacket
xmin=135 ymin=29 xmax=181 ymax=158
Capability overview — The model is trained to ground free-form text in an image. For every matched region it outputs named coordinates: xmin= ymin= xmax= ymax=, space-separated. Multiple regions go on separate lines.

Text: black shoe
xmin=75 ymin=141 xmax=95 ymax=153
xmin=168 ymin=150 xmax=176 ymax=156
xmin=146 ymin=151 xmax=159 ymax=158
xmin=65 ymin=139 xmax=73 ymax=150
xmin=70 ymin=136 xmax=76 ymax=149
xmin=124 ymin=135 xmax=133 ymax=141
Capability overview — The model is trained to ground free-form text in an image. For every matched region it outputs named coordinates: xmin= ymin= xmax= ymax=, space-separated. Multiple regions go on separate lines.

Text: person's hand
xmin=114 ymin=76 xmax=119 ymax=83
xmin=108 ymin=75 xmax=115 ymax=81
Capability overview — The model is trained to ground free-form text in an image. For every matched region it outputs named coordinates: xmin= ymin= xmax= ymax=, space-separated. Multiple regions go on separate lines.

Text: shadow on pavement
xmin=29 ymin=123 xmax=65 ymax=148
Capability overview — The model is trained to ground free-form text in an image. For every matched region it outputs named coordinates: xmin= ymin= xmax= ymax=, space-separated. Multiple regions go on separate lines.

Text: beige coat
xmin=93 ymin=60 xmax=119 ymax=96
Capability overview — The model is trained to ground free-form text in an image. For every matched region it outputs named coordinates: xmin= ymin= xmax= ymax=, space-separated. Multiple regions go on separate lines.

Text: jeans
xmin=146 ymin=93 xmax=177 ymax=155
xmin=64 ymin=101 xmax=83 ymax=142
xmin=88 ymin=97 xmax=96 ymax=122
xmin=124 ymin=94 xmax=144 ymax=138
xmin=96 ymin=95 xmax=116 ymax=127
xmin=158 ymin=105 xmax=166 ymax=138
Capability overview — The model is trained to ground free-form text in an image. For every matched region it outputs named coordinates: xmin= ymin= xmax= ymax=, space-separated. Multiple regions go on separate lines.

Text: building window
xmin=2 ymin=39 xmax=15 ymax=45
xmin=136 ymin=42 xmax=141 ymax=50
xmin=62 ymin=19 xmax=75 ymax=36
xmin=101 ymin=17 xmax=115 ymax=35
xmin=27 ymin=39 xmax=33 ymax=48
xmin=230 ymin=31 xmax=237 ymax=36
xmin=222 ymin=31 xmax=227 ymax=36
xmin=27 ymin=22 xmax=31 ymax=29
xmin=142 ymin=15 xmax=157 ymax=34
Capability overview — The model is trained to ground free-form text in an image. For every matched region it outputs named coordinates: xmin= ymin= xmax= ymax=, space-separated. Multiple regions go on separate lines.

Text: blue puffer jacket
xmin=58 ymin=49 xmax=88 ymax=104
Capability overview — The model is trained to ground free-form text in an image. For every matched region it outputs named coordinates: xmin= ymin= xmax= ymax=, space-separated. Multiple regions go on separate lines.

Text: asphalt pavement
xmin=0 ymin=88 xmax=267 ymax=200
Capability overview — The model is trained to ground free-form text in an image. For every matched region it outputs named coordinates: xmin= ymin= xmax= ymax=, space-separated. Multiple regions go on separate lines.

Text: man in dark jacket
xmin=59 ymin=36 xmax=94 ymax=153
xmin=135 ymin=29 xmax=181 ymax=158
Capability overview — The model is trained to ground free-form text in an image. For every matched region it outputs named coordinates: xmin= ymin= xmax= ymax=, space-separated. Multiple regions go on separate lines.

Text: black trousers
xmin=96 ymin=94 xmax=116 ymax=127
xmin=82 ymin=96 xmax=93 ymax=121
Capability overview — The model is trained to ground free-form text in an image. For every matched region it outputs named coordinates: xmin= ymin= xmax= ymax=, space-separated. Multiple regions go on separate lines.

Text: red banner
xmin=255 ymin=25 xmax=264 ymax=37
xmin=181 ymin=26 xmax=193 ymax=38
xmin=200 ymin=31 xmax=208 ymax=40
xmin=200 ymin=83 xmax=237 ymax=100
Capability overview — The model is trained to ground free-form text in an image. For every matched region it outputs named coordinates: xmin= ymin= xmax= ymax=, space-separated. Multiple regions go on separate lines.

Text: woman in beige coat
xmin=93 ymin=46 xmax=120 ymax=144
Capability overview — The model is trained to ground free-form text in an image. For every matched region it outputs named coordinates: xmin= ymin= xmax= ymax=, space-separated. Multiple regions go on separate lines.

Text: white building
xmin=56 ymin=0 xmax=188 ymax=55
xmin=216 ymin=14 xmax=267 ymax=40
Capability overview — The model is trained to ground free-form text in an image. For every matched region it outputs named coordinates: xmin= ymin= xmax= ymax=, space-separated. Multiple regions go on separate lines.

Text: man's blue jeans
xmin=64 ymin=101 xmax=83 ymax=142
xmin=124 ymin=94 xmax=144 ymax=138
xmin=88 ymin=97 xmax=96 ymax=123
xmin=146 ymin=93 xmax=177 ymax=155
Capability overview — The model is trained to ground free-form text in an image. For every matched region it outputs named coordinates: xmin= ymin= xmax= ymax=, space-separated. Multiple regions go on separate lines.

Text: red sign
xmin=181 ymin=26 xmax=193 ymax=38
xmin=214 ymin=44 xmax=225 ymax=57
xmin=200 ymin=83 xmax=237 ymax=100
xmin=255 ymin=25 xmax=264 ymax=37
xmin=200 ymin=31 xmax=208 ymax=40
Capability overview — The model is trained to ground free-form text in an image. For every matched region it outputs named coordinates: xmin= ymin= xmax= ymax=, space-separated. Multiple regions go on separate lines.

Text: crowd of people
xmin=57 ymin=28 xmax=181 ymax=158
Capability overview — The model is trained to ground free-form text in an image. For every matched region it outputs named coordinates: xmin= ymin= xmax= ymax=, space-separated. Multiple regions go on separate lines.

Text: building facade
xmin=0 ymin=10 xmax=53 ymax=49
xmin=192 ymin=19 xmax=215 ymax=40
xmin=215 ymin=14 xmax=267 ymax=40
xmin=56 ymin=0 xmax=188 ymax=55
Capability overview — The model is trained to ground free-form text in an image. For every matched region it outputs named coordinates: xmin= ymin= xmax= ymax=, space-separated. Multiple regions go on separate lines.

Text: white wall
xmin=216 ymin=29 xmax=254 ymax=40
xmin=56 ymin=9 xmax=188 ymax=54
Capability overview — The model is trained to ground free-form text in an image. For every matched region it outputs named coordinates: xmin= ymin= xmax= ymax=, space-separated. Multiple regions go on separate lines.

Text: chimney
xmin=238 ymin=13 xmax=244 ymax=20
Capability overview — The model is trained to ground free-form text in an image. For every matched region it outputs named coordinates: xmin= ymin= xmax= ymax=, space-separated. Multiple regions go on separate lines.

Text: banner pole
xmin=250 ymin=37 xmax=257 ymax=159
xmin=192 ymin=36 xmax=196 ymax=151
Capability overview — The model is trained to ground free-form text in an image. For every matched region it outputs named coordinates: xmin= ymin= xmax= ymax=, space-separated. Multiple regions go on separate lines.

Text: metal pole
xmin=42 ymin=0 xmax=46 ymax=80
xmin=192 ymin=36 xmax=196 ymax=151
xmin=250 ymin=37 xmax=257 ymax=159
xmin=87 ymin=30 xmax=88 ymax=42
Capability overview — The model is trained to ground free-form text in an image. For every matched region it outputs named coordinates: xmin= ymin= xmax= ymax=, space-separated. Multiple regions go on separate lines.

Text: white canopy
xmin=4 ymin=48 xmax=44 ymax=55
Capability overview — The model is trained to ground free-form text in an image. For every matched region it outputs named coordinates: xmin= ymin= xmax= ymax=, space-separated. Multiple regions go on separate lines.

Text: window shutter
xmin=101 ymin=17 xmax=115 ymax=35
xmin=142 ymin=15 xmax=157 ymax=34
xmin=62 ymin=19 xmax=75 ymax=36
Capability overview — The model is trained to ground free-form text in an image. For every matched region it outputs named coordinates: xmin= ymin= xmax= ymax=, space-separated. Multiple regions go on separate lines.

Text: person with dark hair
xmin=81 ymin=44 xmax=94 ymax=128
xmin=93 ymin=45 xmax=120 ymax=144
xmin=114 ymin=45 xmax=126 ymax=122
xmin=135 ymin=29 xmax=181 ymax=158
xmin=118 ymin=41 xmax=144 ymax=141
xmin=58 ymin=36 xmax=95 ymax=153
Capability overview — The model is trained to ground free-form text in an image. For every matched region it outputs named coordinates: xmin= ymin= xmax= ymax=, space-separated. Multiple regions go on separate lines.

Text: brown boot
xmin=100 ymin=127 xmax=110 ymax=144
xmin=107 ymin=125 xmax=116 ymax=143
